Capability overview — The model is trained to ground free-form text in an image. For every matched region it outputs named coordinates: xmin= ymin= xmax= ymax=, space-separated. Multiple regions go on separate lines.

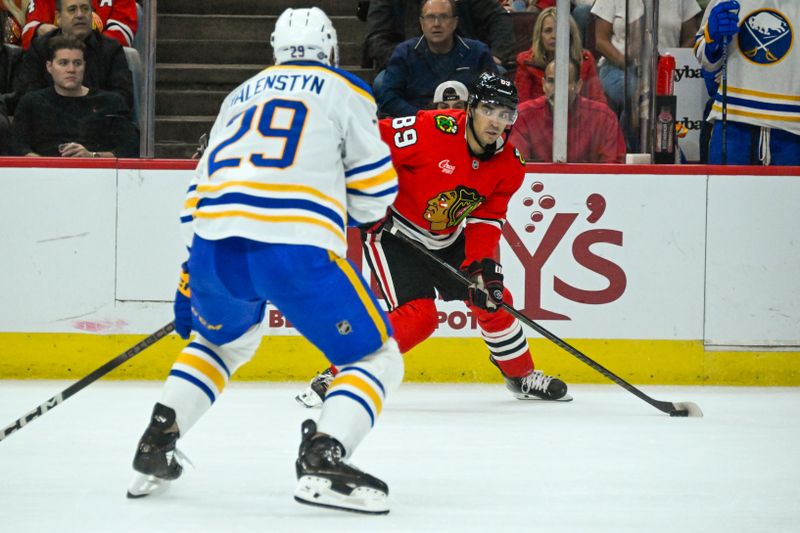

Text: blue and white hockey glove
xmin=704 ymin=0 xmax=740 ymax=61
xmin=464 ymin=259 xmax=504 ymax=313
xmin=173 ymin=263 xmax=192 ymax=339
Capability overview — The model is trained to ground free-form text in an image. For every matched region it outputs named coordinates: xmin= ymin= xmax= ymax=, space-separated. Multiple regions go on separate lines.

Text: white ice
xmin=1 ymin=381 xmax=798 ymax=533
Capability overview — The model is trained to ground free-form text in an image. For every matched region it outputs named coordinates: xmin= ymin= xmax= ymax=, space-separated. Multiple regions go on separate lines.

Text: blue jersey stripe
xmin=326 ymin=389 xmax=375 ymax=426
xmin=187 ymin=342 xmax=231 ymax=378
xmin=716 ymin=94 xmax=800 ymax=114
xmin=197 ymin=192 xmax=345 ymax=229
xmin=345 ymin=155 xmax=393 ymax=177
xmin=170 ymin=369 xmax=216 ymax=404
xmin=347 ymin=186 xmax=399 ymax=197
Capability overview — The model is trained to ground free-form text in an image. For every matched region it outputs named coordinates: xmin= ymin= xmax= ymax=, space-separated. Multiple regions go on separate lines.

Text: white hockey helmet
xmin=270 ymin=7 xmax=338 ymax=67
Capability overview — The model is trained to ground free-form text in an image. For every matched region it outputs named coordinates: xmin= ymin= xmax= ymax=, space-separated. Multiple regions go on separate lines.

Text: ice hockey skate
xmin=295 ymin=367 xmax=335 ymax=408
xmin=294 ymin=419 xmax=390 ymax=515
xmin=504 ymin=369 xmax=572 ymax=401
xmin=127 ymin=403 xmax=187 ymax=498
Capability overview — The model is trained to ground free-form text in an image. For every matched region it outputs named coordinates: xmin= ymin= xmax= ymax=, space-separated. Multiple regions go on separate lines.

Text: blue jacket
xmin=376 ymin=35 xmax=496 ymax=117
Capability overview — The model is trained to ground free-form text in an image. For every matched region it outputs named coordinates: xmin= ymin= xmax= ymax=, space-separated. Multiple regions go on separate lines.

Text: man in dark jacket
xmin=364 ymin=0 xmax=514 ymax=72
xmin=12 ymin=0 xmax=133 ymax=112
xmin=376 ymin=0 xmax=496 ymax=117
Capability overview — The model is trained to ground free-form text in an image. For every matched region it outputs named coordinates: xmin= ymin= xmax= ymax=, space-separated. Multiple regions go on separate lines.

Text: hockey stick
xmin=0 ymin=321 xmax=176 ymax=442
xmin=721 ymin=36 xmax=729 ymax=165
xmin=387 ymin=227 xmax=702 ymax=417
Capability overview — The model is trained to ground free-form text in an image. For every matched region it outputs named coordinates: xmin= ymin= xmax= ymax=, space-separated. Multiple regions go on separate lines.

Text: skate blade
xmin=126 ymin=472 xmax=172 ymax=499
xmin=294 ymin=475 xmax=389 ymax=515
xmin=295 ymin=389 xmax=323 ymax=409
xmin=513 ymin=392 xmax=574 ymax=402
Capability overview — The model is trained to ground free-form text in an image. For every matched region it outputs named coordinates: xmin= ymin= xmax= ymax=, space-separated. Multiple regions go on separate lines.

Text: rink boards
xmin=0 ymin=159 xmax=798 ymax=385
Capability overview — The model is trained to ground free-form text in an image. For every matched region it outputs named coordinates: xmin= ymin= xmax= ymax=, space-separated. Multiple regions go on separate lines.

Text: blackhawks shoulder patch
xmin=434 ymin=114 xmax=458 ymax=134
xmin=514 ymin=147 xmax=526 ymax=165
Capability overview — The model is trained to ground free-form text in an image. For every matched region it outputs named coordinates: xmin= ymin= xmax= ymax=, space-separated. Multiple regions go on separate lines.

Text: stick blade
xmin=669 ymin=402 xmax=703 ymax=418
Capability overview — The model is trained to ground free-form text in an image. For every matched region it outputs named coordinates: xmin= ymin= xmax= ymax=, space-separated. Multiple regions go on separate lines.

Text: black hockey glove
xmin=463 ymin=259 xmax=504 ymax=312
xmin=173 ymin=263 xmax=192 ymax=339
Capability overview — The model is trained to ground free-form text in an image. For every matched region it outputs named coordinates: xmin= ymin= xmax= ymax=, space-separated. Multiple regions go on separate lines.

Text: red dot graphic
xmin=522 ymin=197 xmax=534 ymax=206
xmin=531 ymin=182 xmax=544 ymax=193
xmin=531 ymin=211 xmax=543 ymax=222
xmin=525 ymin=224 xmax=536 ymax=233
xmin=539 ymin=195 xmax=555 ymax=209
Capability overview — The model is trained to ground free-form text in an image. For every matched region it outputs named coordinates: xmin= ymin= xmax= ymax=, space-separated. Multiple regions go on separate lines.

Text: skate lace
xmin=520 ymin=370 xmax=552 ymax=394
xmin=168 ymin=448 xmax=194 ymax=470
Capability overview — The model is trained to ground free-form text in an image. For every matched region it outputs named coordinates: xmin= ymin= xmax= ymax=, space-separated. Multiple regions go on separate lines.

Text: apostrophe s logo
xmin=514 ymin=147 xmax=526 ymax=165
xmin=423 ymin=185 xmax=485 ymax=231
xmin=738 ymin=9 xmax=793 ymax=65
xmin=434 ymin=114 xmax=458 ymax=134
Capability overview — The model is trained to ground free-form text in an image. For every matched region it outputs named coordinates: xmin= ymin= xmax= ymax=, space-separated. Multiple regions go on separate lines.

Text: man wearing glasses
xmin=376 ymin=0 xmax=497 ymax=117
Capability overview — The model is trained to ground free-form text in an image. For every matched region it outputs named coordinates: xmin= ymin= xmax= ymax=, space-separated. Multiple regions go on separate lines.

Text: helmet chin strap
xmin=467 ymin=109 xmax=507 ymax=161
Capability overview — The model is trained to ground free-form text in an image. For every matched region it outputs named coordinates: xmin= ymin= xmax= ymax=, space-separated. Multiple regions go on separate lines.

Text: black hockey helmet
xmin=468 ymin=72 xmax=519 ymax=113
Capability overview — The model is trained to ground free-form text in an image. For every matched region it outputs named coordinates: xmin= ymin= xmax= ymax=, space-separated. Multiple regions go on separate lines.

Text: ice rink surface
xmin=1 ymin=380 xmax=798 ymax=533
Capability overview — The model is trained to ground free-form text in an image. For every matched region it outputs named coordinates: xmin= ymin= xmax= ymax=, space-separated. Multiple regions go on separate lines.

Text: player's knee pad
xmin=388 ymin=298 xmax=439 ymax=353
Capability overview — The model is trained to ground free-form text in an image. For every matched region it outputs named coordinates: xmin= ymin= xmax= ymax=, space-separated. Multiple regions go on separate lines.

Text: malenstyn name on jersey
xmin=231 ymin=73 xmax=326 ymax=106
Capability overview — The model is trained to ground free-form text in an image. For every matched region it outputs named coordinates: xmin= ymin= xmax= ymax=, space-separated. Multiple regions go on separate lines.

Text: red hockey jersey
xmin=22 ymin=0 xmax=138 ymax=48
xmin=379 ymin=110 xmax=526 ymax=264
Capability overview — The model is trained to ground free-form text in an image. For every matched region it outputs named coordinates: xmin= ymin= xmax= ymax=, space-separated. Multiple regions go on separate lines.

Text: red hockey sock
xmin=388 ymin=298 xmax=439 ymax=353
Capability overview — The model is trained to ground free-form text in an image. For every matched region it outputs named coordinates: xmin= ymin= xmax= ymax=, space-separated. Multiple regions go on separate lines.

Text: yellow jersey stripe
xmin=711 ymin=103 xmax=800 ymax=121
xmin=194 ymin=210 xmax=347 ymax=245
xmin=330 ymin=253 xmax=389 ymax=343
xmin=176 ymin=352 xmax=227 ymax=392
xmin=347 ymin=167 xmax=398 ymax=191
xmin=183 ymin=196 xmax=199 ymax=210
xmin=197 ymin=181 xmax=345 ymax=214
xmin=728 ymin=86 xmax=800 ymax=102
xmin=328 ymin=374 xmax=383 ymax=415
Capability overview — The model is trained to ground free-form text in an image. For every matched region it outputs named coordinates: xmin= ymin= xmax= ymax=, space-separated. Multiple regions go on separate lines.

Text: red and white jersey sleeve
xmin=379 ymin=109 xmax=526 ymax=263
xmin=22 ymin=0 xmax=138 ymax=49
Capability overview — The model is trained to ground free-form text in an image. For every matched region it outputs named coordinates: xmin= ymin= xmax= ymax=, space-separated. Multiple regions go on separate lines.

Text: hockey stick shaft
xmin=389 ymin=228 xmax=700 ymax=417
xmin=0 ymin=321 xmax=175 ymax=442
xmin=721 ymin=37 xmax=728 ymax=165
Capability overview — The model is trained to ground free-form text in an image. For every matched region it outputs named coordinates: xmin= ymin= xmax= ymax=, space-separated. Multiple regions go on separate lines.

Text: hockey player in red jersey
xmin=297 ymin=72 xmax=569 ymax=407
xmin=22 ymin=0 xmax=138 ymax=49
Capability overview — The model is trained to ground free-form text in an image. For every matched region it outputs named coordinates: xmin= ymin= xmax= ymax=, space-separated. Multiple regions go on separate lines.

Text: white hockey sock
xmin=317 ymin=339 xmax=403 ymax=456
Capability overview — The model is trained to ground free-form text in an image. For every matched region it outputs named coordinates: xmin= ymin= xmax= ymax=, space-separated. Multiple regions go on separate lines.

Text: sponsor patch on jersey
xmin=434 ymin=114 xmax=459 ymax=134
xmin=438 ymin=159 xmax=456 ymax=174
xmin=514 ymin=147 xmax=526 ymax=165
xmin=738 ymin=9 xmax=793 ymax=65
xmin=422 ymin=185 xmax=485 ymax=231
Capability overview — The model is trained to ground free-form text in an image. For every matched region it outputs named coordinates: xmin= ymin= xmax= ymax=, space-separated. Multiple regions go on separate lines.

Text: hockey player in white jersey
xmin=695 ymin=0 xmax=800 ymax=165
xmin=126 ymin=7 xmax=403 ymax=515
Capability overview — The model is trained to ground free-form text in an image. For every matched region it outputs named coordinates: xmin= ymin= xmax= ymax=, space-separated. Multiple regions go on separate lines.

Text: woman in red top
xmin=514 ymin=6 xmax=606 ymax=104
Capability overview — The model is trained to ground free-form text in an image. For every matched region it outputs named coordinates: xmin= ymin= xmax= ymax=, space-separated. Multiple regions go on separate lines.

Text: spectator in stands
xmin=376 ymin=0 xmax=497 ymax=117
xmin=592 ymin=0 xmax=701 ymax=114
xmin=432 ymin=79 xmax=468 ymax=109
xmin=22 ymin=0 xmax=138 ymax=49
xmin=510 ymin=58 xmax=626 ymax=163
xmin=2 ymin=0 xmax=27 ymax=45
xmin=13 ymin=0 xmax=133 ymax=111
xmin=571 ymin=0 xmax=594 ymax=46
xmin=514 ymin=6 xmax=606 ymax=104
xmin=0 ymin=19 xmax=15 ymax=152
xmin=363 ymin=0 xmax=514 ymax=74
xmin=8 ymin=36 xmax=138 ymax=157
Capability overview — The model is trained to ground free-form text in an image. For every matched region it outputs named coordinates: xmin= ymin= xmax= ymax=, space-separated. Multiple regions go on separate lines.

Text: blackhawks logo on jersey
xmin=514 ymin=147 xmax=526 ymax=165
xmin=423 ymin=185 xmax=485 ymax=231
xmin=434 ymin=114 xmax=458 ymax=134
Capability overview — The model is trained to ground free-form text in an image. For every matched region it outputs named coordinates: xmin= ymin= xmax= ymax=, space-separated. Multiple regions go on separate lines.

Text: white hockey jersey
xmin=181 ymin=62 xmax=398 ymax=258
xmin=695 ymin=0 xmax=800 ymax=134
